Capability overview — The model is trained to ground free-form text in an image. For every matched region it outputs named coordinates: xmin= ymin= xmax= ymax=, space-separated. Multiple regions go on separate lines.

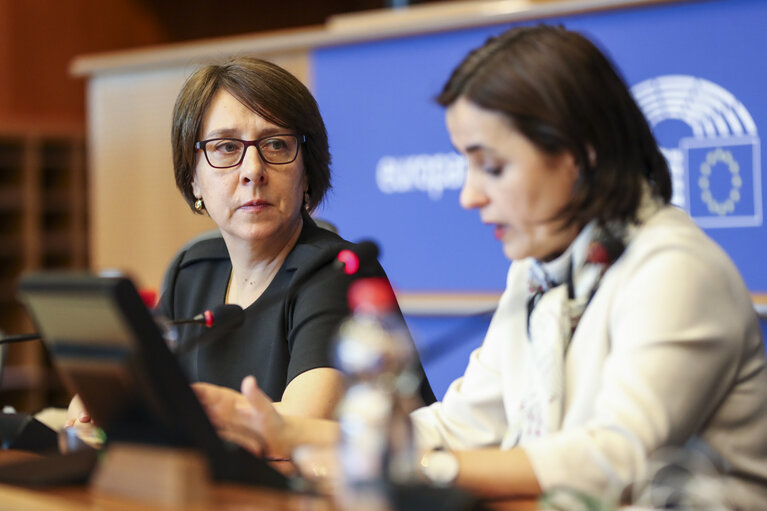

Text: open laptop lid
xmin=18 ymin=271 xmax=287 ymax=488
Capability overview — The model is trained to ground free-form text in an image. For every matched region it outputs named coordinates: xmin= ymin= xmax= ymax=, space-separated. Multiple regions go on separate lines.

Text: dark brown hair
xmin=171 ymin=57 xmax=331 ymax=213
xmin=438 ymin=25 xmax=671 ymax=228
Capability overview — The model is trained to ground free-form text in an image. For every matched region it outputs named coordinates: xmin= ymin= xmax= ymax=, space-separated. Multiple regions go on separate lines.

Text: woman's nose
xmin=459 ymin=173 xmax=488 ymax=210
xmin=239 ymin=145 xmax=266 ymax=184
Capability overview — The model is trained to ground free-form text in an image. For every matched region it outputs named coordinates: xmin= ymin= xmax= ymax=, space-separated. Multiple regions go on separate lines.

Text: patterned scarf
xmin=519 ymin=188 xmax=665 ymax=441
xmin=523 ymin=222 xmax=629 ymax=436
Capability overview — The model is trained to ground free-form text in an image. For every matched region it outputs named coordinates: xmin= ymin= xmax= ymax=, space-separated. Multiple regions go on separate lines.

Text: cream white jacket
xmin=411 ymin=206 xmax=767 ymax=509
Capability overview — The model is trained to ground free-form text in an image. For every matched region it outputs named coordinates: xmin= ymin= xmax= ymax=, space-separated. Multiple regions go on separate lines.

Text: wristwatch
xmin=419 ymin=450 xmax=459 ymax=486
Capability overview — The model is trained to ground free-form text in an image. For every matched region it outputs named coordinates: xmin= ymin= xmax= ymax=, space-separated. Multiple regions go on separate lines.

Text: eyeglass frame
xmin=194 ymin=134 xmax=306 ymax=169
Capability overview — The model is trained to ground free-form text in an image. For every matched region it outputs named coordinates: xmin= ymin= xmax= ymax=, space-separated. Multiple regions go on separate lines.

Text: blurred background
xmin=0 ymin=0 xmax=443 ymax=127
xmin=3 ymin=0 xmax=763 ymax=412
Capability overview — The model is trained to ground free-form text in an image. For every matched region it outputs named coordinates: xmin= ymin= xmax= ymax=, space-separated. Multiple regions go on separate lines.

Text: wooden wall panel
xmin=87 ymin=67 xmax=215 ymax=290
xmin=0 ymin=2 xmax=11 ymax=116
xmin=0 ymin=0 xmax=168 ymax=123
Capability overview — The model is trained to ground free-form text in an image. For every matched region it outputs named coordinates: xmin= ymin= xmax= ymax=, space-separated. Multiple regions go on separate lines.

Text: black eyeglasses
xmin=195 ymin=134 xmax=305 ymax=169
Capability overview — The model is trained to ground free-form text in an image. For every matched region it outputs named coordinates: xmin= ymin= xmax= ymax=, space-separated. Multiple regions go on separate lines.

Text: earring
xmin=587 ymin=146 xmax=597 ymax=168
xmin=194 ymin=198 xmax=204 ymax=211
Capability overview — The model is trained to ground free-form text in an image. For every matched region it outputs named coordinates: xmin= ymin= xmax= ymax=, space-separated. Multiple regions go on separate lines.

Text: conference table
xmin=0 ymin=480 xmax=333 ymax=511
xmin=0 ymin=450 xmax=539 ymax=511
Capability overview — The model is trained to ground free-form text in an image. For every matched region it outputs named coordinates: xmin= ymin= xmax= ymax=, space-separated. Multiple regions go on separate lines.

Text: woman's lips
xmin=493 ymin=224 xmax=506 ymax=240
xmin=239 ymin=199 xmax=270 ymax=212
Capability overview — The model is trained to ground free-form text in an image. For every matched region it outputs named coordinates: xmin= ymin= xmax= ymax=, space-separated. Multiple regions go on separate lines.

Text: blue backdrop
xmin=310 ymin=0 xmax=767 ymax=397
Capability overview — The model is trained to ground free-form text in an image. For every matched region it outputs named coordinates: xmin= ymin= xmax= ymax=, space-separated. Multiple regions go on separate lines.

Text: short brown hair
xmin=171 ymin=57 xmax=331 ymax=213
xmin=438 ymin=25 xmax=671 ymax=229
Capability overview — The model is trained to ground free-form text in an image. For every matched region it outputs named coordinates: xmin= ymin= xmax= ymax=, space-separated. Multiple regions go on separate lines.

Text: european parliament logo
xmin=632 ymin=75 xmax=762 ymax=228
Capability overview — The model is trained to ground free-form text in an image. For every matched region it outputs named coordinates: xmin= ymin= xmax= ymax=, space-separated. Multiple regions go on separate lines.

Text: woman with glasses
xmin=167 ymin=57 xmax=434 ymax=418
xmin=67 ymin=58 xmax=433 ymax=428
xmin=193 ymin=28 xmax=767 ymax=508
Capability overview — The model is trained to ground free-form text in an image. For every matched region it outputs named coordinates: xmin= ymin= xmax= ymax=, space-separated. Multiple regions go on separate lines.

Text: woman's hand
xmin=193 ymin=376 xmax=291 ymax=460
xmin=64 ymin=394 xmax=92 ymax=428
xmin=63 ymin=394 xmax=105 ymax=449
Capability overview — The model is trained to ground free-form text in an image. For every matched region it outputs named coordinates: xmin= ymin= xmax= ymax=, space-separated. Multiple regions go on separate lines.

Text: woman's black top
xmin=157 ymin=214 xmax=435 ymax=405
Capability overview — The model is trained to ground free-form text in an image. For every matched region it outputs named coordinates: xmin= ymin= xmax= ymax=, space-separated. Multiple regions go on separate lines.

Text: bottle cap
xmin=347 ymin=278 xmax=396 ymax=313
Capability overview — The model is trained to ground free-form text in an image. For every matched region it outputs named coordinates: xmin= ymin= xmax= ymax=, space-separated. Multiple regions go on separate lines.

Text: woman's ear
xmin=302 ymin=173 xmax=310 ymax=203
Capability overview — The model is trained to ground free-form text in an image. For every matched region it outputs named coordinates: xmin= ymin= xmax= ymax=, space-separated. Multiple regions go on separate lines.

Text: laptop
xmin=17 ymin=271 xmax=287 ymax=488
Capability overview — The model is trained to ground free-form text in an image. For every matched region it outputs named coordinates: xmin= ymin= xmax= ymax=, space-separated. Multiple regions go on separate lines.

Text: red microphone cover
xmin=203 ymin=309 xmax=214 ymax=328
xmin=336 ymin=249 xmax=360 ymax=275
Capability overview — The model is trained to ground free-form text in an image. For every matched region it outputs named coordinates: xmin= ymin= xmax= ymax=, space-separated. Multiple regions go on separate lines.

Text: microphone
xmin=0 ymin=333 xmax=41 ymax=345
xmin=335 ymin=240 xmax=379 ymax=276
xmin=0 ymin=306 xmax=245 ymax=346
xmin=167 ymin=304 xmax=244 ymax=328
xmin=162 ymin=304 xmax=244 ymax=356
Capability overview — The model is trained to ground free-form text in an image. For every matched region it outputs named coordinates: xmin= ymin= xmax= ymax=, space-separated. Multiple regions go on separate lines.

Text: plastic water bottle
xmin=334 ymin=277 xmax=420 ymax=508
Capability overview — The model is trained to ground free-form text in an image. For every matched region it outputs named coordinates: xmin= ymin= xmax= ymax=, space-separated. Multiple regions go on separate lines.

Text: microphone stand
xmin=0 ymin=333 xmax=41 ymax=345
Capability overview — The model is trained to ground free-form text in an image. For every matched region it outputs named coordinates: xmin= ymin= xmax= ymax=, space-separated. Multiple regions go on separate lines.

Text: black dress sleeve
xmin=283 ymin=247 xmax=436 ymax=405
xmin=283 ymin=256 xmax=356 ymax=382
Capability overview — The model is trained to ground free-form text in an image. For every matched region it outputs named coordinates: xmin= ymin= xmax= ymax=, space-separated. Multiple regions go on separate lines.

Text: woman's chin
xmin=228 ymin=219 xmax=301 ymax=246
xmin=223 ymin=225 xmax=276 ymax=244
xmin=502 ymin=243 xmax=525 ymax=261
